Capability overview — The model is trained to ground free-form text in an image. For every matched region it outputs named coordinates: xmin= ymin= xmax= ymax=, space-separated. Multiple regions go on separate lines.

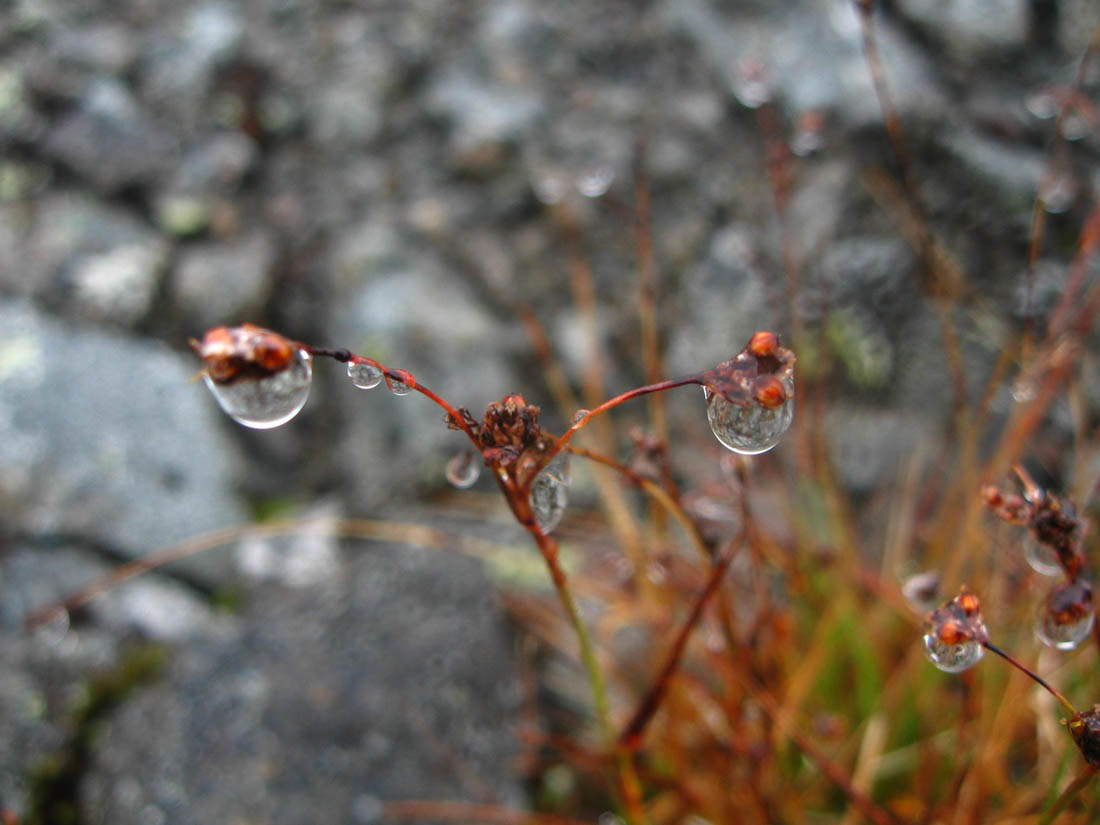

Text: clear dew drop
xmin=347 ymin=361 xmax=383 ymax=390
xmin=922 ymin=630 xmax=985 ymax=673
xmin=1024 ymin=536 xmax=1063 ymax=577
xmin=704 ymin=383 xmax=793 ymax=455
xmin=1036 ymin=603 xmax=1095 ymax=650
xmin=385 ymin=374 xmax=412 ymax=396
xmin=901 ymin=570 xmax=941 ymax=613
xmin=445 ymin=450 xmax=481 ymax=489
xmin=572 ymin=409 xmax=590 ymax=425
xmin=575 ymin=163 xmax=614 ymax=198
xmin=204 ymin=348 xmax=312 ymax=429
xmin=530 ymin=455 xmax=571 ymax=534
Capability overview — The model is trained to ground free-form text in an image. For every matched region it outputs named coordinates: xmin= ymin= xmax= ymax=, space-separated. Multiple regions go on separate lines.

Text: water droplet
xmin=347 ymin=361 xmax=383 ymax=390
xmin=530 ymin=455 xmax=570 ymax=534
xmin=704 ymin=381 xmax=793 ymax=455
xmin=922 ymin=588 xmax=988 ymax=672
xmin=901 ymin=570 xmax=941 ymax=612
xmin=32 ymin=605 xmax=71 ymax=647
xmin=733 ymin=59 xmax=771 ymax=109
xmin=445 ymin=450 xmax=481 ymax=489
xmin=572 ymin=409 xmax=590 ymax=425
xmin=1026 ymin=91 xmax=1058 ymax=120
xmin=1059 ymin=112 xmax=1090 ymax=141
xmin=1011 ymin=376 xmax=1037 ymax=403
xmin=922 ymin=630 xmax=985 ymax=673
xmin=1041 ymin=172 xmax=1077 ymax=214
xmin=531 ymin=168 xmax=570 ymax=204
xmin=1036 ymin=581 xmax=1095 ymax=650
xmin=1024 ymin=535 xmax=1063 ymax=576
xmin=204 ymin=348 xmax=312 ymax=428
xmin=575 ymin=163 xmax=614 ymax=198
xmin=385 ymin=374 xmax=412 ymax=396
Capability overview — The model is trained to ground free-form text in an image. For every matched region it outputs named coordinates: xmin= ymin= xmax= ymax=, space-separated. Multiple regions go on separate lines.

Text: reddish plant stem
xmin=982 ymin=641 xmax=1077 ymax=715
xmin=619 ymin=529 xmax=746 ymax=750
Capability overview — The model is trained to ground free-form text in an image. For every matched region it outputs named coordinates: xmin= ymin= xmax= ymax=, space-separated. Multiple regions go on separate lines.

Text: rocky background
xmin=1 ymin=0 xmax=1098 ymax=823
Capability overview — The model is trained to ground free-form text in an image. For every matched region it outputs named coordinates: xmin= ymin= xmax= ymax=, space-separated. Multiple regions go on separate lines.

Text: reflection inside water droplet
xmin=922 ymin=631 xmax=984 ymax=673
xmin=347 ymin=361 xmax=383 ymax=390
xmin=705 ymin=381 xmax=793 ymax=455
xmin=1024 ymin=535 xmax=1062 ymax=576
xmin=530 ymin=455 xmax=571 ymax=534
xmin=204 ymin=348 xmax=312 ymax=428
xmin=1036 ymin=581 xmax=1095 ymax=650
xmin=385 ymin=374 xmax=412 ymax=396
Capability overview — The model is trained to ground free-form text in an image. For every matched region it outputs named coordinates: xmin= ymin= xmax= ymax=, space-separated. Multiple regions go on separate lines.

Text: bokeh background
xmin=2 ymin=0 xmax=1098 ymax=823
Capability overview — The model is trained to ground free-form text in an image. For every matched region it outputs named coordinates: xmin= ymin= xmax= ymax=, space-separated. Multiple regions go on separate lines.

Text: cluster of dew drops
xmin=198 ymin=326 xmax=795 ymax=538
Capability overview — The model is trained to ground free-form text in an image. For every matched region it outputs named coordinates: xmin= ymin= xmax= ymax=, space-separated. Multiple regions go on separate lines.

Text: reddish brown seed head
xmin=753 ymin=375 xmax=788 ymax=409
xmin=981 ymin=486 xmax=1003 ymax=508
xmin=748 ymin=330 xmax=779 ymax=359
xmin=957 ymin=588 xmax=981 ymax=616
xmin=194 ymin=324 xmax=297 ymax=383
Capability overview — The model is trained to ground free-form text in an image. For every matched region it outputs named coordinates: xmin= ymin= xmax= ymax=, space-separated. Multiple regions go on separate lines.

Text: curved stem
xmin=982 ymin=641 xmax=1077 ymax=715
xmin=548 ymin=375 xmax=702 ymax=460
xmin=305 ymin=345 xmax=480 ymax=445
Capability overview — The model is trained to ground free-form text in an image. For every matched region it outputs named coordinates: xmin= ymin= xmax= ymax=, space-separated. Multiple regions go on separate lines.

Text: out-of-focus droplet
xmin=204 ymin=348 xmax=312 ymax=428
xmin=733 ymin=59 xmax=771 ymax=109
xmin=1041 ymin=172 xmax=1077 ymax=214
xmin=32 ymin=606 xmax=71 ymax=647
xmin=575 ymin=163 xmax=614 ymax=198
xmin=901 ymin=570 xmax=941 ymax=612
xmin=1011 ymin=376 xmax=1037 ymax=403
xmin=790 ymin=110 xmax=826 ymax=157
xmin=1059 ymin=111 xmax=1090 ymax=141
xmin=1036 ymin=580 xmax=1095 ymax=650
xmin=347 ymin=361 xmax=383 ymax=390
xmin=572 ymin=409 xmax=590 ymax=425
xmin=922 ymin=630 xmax=985 ymax=673
xmin=445 ymin=450 xmax=481 ymax=489
xmin=385 ymin=374 xmax=412 ymax=396
xmin=1026 ymin=91 xmax=1058 ymax=120
xmin=531 ymin=168 xmax=570 ymax=205
xmin=1024 ymin=535 xmax=1063 ymax=576
xmin=530 ymin=455 xmax=570 ymax=534
xmin=704 ymin=380 xmax=793 ymax=455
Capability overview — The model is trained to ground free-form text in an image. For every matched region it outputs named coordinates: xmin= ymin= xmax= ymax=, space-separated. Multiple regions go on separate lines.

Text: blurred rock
xmin=171 ymin=230 xmax=275 ymax=328
xmin=0 ymin=302 xmax=247 ymax=584
xmin=80 ymin=544 xmax=524 ymax=825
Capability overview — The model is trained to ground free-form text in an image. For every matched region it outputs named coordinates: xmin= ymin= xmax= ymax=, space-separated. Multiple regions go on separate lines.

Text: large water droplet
xmin=1024 ymin=535 xmax=1063 ymax=576
xmin=530 ymin=455 xmax=570 ymax=534
xmin=204 ymin=348 xmax=312 ymax=428
xmin=385 ymin=374 xmax=412 ymax=396
xmin=1036 ymin=581 xmax=1095 ymax=650
xmin=922 ymin=630 xmax=985 ymax=673
xmin=347 ymin=361 xmax=383 ymax=390
xmin=704 ymin=382 xmax=793 ymax=455
xmin=445 ymin=450 xmax=481 ymax=489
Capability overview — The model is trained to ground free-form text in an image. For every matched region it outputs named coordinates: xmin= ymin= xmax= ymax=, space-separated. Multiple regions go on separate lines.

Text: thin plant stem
xmin=982 ymin=641 xmax=1077 ymax=715
xmin=1039 ymin=766 xmax=1097 ymax=825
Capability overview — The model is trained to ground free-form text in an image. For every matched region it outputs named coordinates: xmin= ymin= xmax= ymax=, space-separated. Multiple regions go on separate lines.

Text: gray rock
xmin=80 ymin=544 xmax=524 ymax=825
xmin=0 ymin=302 xmax=247 ymax=583
xmin=171 ymin=230 xmax=275 ymax=328
xmin=44 ymin=78 xmax=178 ymax=192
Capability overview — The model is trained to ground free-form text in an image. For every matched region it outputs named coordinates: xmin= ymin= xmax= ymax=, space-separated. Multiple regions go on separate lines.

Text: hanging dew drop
xmin=1036 ymin=581 xmax=1095 ymax=650
xmin=922 ymin=630 xmax=984 ymax=673
xmin=445 ymin=450 xmax=481 ymax=489
xmin=385 ymin=374 xmax=412 ymax=396
xmin=530 ymin=455 xmax=571 ymax=534
xmin=347 ymin=361 xmax=383 ymax=390
xmin=204 ymin=348 xmax=312 ymax=429
xmin=572 ymin=409 xmax=590 ymax=425
xmin=705 ymin=379 xmax=793 ymax=455
xmin=1024 ymin=535 xmax=1063 ymax=577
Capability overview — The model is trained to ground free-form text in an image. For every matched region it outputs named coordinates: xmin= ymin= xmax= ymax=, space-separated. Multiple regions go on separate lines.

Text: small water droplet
xmin=572 ymin=409 xmax=590 ymax=425
xmin=704 ymin=381 xmax=793 ymax=455
xmin=530 ymin=455 xmax=570 ymax=534
xmin=385 ymin=374 xmax=412 ymax=396
xmin=531 ymin=168 xmax=570 ymax=204
xmin=922 ymin=631 xmax=985 ymax=673
xmin=1041 ymin=172 xmax=1077 ymax=214
xmin=1024 ymin=535 xmax=1063 ymax=576
xmin=347 ymin=361 xmax=383 ymax=390
xmin=575 ymin=163 xmax=614 ymax=198
xmin=1011 ymin=376 xmax=1037 ymax=403
xmin=1036 ymin=581 xmax=1095 ymax=650
xmin=204 ymin=348 xmax=312 ymax=428
xmin=901 ymin=570 xmax=941 ymax=612
xmin=1025 ymin=91 xmax=1058 ymax=120
xmin=445 ymin=450 xmax=481 ymax=489
xmin=733 ymin=59 xmax=771 ymax=109
xmin=32 ymin=606 xmax=71 ymax=647
xmin=1059 ymin=111 xmax=1090 ymax=141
